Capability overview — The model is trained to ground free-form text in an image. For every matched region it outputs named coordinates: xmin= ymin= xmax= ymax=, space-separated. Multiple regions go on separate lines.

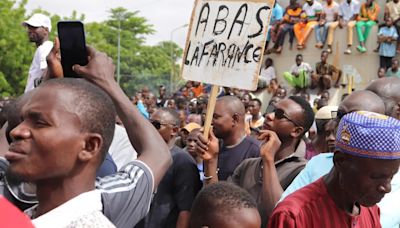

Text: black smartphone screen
xmin=57 ymin=21 xmax=88 ymax=78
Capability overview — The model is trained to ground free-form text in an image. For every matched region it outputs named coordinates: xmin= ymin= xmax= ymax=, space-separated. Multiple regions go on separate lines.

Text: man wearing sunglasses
xmin=196 ymin=96 xmax=314 ymax=227
xmin=138 ymin=108 xmax=201 ymax=228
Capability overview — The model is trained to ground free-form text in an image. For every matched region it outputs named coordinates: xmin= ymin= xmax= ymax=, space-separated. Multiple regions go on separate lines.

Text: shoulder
xmin=242 ymin=137 xmax=261 ymax=155
xmin=274 ymin=178 xmax=326 ymax=216
xmin=38 ymin=41 xmax=53 ymax=51
xmin=230 ymin=158 xmax=261 ymax=183
xmin=97 ymin=160 xmax=154 ymax=192
xmin=171 ymin=146 xmax=198 ymax=167
xmin=172 ymin=146 xmax=194 ymax=161
xmin=236 ymin=157 xmax=262 ymax=170
xmin=309 ymin=152 xmax=333 ymax=163
xmin=243 ymin=136 xmax=262 ymax=147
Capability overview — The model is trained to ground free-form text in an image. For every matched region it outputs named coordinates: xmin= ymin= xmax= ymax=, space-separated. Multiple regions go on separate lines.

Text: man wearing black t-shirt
xmin=210 ymin=96 xmax=260 ymax=181
xmin=137 ymin=108 xmax=202 ymax=228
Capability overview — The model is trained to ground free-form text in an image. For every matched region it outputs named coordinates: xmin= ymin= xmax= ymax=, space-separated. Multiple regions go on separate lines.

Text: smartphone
xmin=57 ymin=21 xmax=88 ymax=78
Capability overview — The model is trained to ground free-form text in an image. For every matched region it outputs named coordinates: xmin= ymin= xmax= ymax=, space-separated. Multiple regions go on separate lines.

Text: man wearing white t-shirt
xmin=22 ymin=13 xmax=53 ymax=93
xmin=314 ymin=0 xmax=339 ymax=51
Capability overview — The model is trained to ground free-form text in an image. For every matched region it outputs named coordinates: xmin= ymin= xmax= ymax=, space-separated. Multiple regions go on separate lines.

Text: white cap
xmin=315 ymin=106 xmax=338 ymax=120
xmin=22 ymin=13 xmax=52 ymax=32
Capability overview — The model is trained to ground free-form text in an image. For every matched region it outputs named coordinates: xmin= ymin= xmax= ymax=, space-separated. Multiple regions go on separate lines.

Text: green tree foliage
xmin=0 ymin=0 xmax=33 ymax=96
xmin=1 ymin=2 xmax=182 ymax=97
xmin=85 ymin=7 xmax=183 ymax=95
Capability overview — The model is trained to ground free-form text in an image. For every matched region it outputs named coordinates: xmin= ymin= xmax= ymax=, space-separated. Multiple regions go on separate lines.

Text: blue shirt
xmin=136 ymin=100 xmax=149 ymax=119
xmin=280 ymin=152 xmax=400 ymax=228
xmin=96 ymin=153 xmax=117 ymax=178
xmin=271 ymin=3 xmax=284 ymax=24
xmin=386 ymin=68 xmax=400 ymax=78
xmin=378 ymin=26 xmax=398 ymax=57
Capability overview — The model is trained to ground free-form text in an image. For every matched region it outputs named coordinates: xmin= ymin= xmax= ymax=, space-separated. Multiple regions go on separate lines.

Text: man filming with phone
xmin=1 ymin=21 xmax=172 ymax=226
xmin=22 ymin=13 xmax=53 ymax=93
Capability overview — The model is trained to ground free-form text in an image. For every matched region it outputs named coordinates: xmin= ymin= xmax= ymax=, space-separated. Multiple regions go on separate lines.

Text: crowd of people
xmin=266 ymin=0 xmax=385 ymax=53
xmin=0 ymin=3 xmax=400 ymax=228
xmin=263 ymin=0 xmax=400 ymax=96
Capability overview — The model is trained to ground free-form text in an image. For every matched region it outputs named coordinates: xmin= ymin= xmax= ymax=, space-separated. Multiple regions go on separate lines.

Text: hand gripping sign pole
xmin=181 ymin=0 xmax=274 ymax=137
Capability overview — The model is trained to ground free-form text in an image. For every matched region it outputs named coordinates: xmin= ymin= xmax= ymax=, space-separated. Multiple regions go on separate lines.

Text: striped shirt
xmin=268 ymin=178 xmax=381 ymax=228
xmin=97 ymin=160 xmax=154 ymax=228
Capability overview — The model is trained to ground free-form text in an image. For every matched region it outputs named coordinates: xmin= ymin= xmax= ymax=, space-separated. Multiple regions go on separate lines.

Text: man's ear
xmin=290 ymin=126 xmax=304 ymax=138
xmin=78 ymin=133 xmax=103 ymax=162
xmin=232 ymin=113 xmax=240 ymax=125
xmin=394 ymin=102 xmax=400 ymax=120
xmin=333 ymin=151 xmax=346 ymax=170
xmin=171 ymin=126 xmax=179 ymax=137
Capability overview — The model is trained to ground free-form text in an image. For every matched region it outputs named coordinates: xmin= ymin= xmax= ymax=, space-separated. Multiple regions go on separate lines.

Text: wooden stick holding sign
xmin=202 ymin=85 xmax=219 ymax=137
xmin=180 ymin=0 xmax=274 ymax=138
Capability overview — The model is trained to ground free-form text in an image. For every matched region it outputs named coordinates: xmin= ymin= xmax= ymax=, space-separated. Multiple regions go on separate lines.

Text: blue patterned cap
xmin=336 ymin=111 xmax=400 ymax=160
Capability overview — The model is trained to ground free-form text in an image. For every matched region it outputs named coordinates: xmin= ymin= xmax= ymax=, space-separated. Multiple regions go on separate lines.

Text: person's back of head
xmin=365 ymin=77 xmax=400 ymax=119
xmin=338 ymin=90 xmax=385 ymax=117
xmin=190 ymin=182 xmax=261 ymax=228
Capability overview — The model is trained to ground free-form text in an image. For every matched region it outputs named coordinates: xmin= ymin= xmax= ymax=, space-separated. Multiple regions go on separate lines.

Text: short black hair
xmin=265 ymin=57 xmax=273 ymax=65
xmin=321 ymin=50 xmax=329 ymax=56
xmin=289 ymin=96 xmax=315 ymax=133
xmin=250 ymin=98 xmax=262 ymax=107
xmin=190 ymin=182 xmax=258 ymax=227
xmin=41 ymin=78 xmax=116 ymax=163
xmin=296 ymin=54 xmax=303 ymax=59
xmin=158 ymin=107 xmax=181 ymax=127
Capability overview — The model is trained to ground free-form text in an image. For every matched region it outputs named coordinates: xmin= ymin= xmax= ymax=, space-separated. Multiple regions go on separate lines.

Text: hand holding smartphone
xmin=57 ymin=21 xmax=88 ymax=78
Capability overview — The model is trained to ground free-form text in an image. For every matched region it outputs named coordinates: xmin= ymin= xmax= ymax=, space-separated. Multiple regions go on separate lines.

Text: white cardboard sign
xmin=181 ymin=0 xmax=274 ymax=90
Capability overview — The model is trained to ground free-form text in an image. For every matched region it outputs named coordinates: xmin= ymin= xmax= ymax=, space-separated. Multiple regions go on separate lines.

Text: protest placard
xmin=181 ymin=0 xmax=274 ymax=91
xmin=181 ymin=0 xmax=274 ymax=136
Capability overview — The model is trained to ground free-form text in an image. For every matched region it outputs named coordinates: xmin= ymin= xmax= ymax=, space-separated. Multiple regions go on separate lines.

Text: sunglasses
xmin=149 ymin=119 xmax=174 ymax=129
xmin=274 ymin=108 xmax=302 ymax=127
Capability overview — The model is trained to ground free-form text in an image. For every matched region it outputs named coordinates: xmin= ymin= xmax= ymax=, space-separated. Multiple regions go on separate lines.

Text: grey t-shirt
xmin=97 ymin=160 xmax=154 ymax=228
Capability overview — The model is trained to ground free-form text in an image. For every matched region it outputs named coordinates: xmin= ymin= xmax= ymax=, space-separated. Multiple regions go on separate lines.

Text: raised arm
xmin=73 ymin=47 xmax=171 ymax=188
